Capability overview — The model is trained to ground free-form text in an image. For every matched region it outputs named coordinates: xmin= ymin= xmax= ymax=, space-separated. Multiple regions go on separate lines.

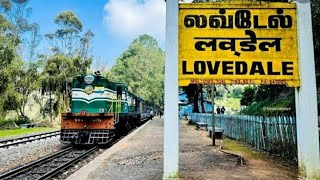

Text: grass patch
xmin=0 ymin=127 xmax=59 ymax=138
xmin=222 ymin=138 xmax=268 ymax=160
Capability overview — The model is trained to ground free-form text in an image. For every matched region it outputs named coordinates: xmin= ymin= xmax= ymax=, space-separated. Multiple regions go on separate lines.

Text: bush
xmin=0 ymin=117 xmax=31 ymax=130
xmin=0 ymin=119 xmax=18 ymax=130
xmin=14 ymin=118 xmax=30 ymax=125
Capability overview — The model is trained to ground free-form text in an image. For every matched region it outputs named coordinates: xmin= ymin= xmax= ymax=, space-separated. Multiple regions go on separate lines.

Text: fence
xmin=188 ymin=113 xmax=297 ymax=159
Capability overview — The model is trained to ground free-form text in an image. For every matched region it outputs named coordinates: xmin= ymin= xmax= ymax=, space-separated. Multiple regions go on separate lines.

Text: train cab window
xmin=117 ymin=86 xmax=122 ymax=99
xmin=125 ymin=89 xmax=128 ymax=101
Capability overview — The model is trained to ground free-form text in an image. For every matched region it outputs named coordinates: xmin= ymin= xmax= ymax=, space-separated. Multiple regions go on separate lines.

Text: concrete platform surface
xmin=66 ymin=117 xmax=296 ymax=180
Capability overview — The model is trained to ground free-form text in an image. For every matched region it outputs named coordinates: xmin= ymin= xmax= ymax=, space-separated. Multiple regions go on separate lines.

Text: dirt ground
xmin=69 ymin=117 xmax=298 ymax=180
xmin=179 ymin=121 xmax=297 ymax=180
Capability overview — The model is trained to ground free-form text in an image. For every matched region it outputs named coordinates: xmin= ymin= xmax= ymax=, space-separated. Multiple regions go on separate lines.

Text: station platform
xmin=66 ymin=117 xmax=296 ymax=180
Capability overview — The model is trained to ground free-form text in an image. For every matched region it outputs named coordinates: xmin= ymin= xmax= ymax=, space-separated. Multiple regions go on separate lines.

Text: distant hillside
xmin=240 ymin=86 xmax=295 ymax=116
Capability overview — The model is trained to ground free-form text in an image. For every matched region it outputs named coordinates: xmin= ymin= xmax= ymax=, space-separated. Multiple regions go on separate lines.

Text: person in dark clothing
xmin=221 ymin=106 xmax=225 ymax=114
xmin=216 ymin=106 xmax=221 ymax=114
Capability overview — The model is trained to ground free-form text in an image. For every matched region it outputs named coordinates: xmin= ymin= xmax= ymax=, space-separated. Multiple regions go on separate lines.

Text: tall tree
xmin=108 ymin=34 xmax=165 ymax=107
xmin=45 ymin=10 xmax=93 ymax=60
xmin=40 ymin=11 xmax=93 ymax=121
xmin=0 ymin=0 xmax=44 ymax=120
xmin=183 ymin=84 xmax=200 ymax=113
xmin=2 ymin=61 xmax=41 ymax=121
xmin=200 ymin=84 xmax=205 ymax=113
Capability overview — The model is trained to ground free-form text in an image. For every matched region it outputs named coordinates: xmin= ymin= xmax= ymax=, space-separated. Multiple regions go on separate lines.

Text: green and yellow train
xmin=60 ymin=73 xmax=154 ymax=145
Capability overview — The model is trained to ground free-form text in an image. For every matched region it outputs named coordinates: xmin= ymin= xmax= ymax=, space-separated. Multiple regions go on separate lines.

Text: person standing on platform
xmin=216 ymin=106 xmax=221 ymax=114
xmin=221 ymin=106 xmax=225 ymax=114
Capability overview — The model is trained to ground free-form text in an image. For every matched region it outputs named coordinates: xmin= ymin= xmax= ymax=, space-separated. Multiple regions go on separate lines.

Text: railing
xmin=188 ymin=113 xmax=297 ymax=159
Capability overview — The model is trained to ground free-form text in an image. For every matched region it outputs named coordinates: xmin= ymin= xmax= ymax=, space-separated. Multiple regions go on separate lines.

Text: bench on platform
xmin=20 ymin=123 xmax=37 ymax=128
xmin=207 ymin=127 xmax=224 ymax=139
xmin=195 ymin=122 xmax=208 ymax=130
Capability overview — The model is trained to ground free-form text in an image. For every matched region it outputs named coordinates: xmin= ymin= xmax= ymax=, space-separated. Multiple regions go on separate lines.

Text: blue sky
xmin=28 ymin=0 xmax=166 ymax=68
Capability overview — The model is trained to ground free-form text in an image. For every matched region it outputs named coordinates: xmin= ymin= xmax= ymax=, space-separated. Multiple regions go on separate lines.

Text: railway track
xmin=0 ymin=130 xmax=60 ymax=148
xmin=0 ymin=120 xmax=151 ymax=179
xmin=0 ymin=146 xmax=98 ymax=180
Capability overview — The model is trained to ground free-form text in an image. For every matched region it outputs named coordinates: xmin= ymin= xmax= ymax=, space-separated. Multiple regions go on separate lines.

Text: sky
xmin=28 ymin=0 xmax=178 ymax=68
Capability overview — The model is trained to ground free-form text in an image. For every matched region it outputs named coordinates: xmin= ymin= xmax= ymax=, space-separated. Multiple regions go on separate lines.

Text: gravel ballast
xmin=0 ymin=136 xmax=68 ymax=173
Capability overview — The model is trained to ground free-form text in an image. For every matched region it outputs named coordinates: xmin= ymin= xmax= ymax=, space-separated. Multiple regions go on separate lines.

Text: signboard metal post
xmin=164 ymin=0 xmax=179 ymax=179
xmin=295 ymin=0 xmax=320 ymax=178
xmin=211 ymin=85 xmax=215 ymax=146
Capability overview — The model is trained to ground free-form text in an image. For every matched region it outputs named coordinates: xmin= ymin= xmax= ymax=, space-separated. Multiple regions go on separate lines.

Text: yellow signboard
xmin=179 ymin=2 xmax=299 ymax=87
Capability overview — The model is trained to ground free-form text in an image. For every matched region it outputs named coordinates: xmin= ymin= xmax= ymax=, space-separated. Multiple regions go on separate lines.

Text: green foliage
xmin=0 ymin=37 xmax=15 ymax=94
xmin=240 ymin=86 xmax=255 ymax=106
xmin=229 ymin=85 xmax=244 ymax=98
xmin=2 ymin=60 xmax=42 ymax=121
xmin=54 ymin=11 xmax=83 ymax=32
xmin=46 ymin=10 xmax=93 ymax=59
xmin=0 ymin=119 xmax=17 ymax=130
xmin=241 ymin=87 xmax=295 ymax=116
xmin=0 ymin=116 xmax=30 ymax=130
xmin=41 ymin=10 xmax=93 ymax=119
xmin=0 ymin=3 xmax=96 ymax=123
xmin=215 ymin=85 xmax=228 ymax=98
xmin=41 ymin=54 xmax=91 ymax=117
xmin=0 ymin=0 xmax=12 ymax=12
xmin=108 ymin=34 xmax=164 ymax=107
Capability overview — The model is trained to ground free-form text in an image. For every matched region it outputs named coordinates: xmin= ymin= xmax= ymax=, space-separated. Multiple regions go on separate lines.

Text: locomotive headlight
xmin=99 ymin=108 xmax=105 ymax=113
xmin=66 ymin=108 xmax=71 ymax=113
xmin=80 ymin=110 xmax=87 ymax=116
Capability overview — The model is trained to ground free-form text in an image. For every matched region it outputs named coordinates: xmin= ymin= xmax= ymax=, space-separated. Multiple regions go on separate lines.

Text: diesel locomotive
xmin=60 ymin=73 xmax=154 ymax=145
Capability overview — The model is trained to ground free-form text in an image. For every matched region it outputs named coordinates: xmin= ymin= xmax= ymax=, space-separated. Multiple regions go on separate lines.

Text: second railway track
xmin=0 ymin=146 xmax=98 ymax=180
xmin=0 ymin=130 xmax=60 ymax=148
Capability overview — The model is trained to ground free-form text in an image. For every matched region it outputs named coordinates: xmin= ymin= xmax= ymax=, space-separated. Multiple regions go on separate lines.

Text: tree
xmin=0 ymin=2 xmax=18 ymax=116
xmin=24 ymin=23 xmax=42 ymax=61
xmin=0 ymin=0 xmax=45 ymax=121
xmin=199 ymin=84 xmax=205 ymax=113
xmin=240 ymin=86 xmax=255 ymax=106
xmin=39 ymin=11 xmax=93 ymax=122
xmin=45 ymin=10 xmax=93 ymax=60
xmin=231 ymin=86 xmax=244 ymax=98
xmin=2 ymin=61 xmax=41 ymax=121
xmin=183 ymin=84 xmax=200 ymax=113
xmin=109 ymin=34 xmax=165 ymax=107
xmin=41 ymin=55 xmax=78 ymax=121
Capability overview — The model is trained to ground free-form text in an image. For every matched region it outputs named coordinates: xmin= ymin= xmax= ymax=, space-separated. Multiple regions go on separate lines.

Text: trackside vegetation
xmin=0 ymin=127 xmax=59 ymax=138
xmin=0 ymin=1 xmax=165 ymax=130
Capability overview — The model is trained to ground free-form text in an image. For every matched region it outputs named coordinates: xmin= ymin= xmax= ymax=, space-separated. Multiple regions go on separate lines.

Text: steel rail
xmin=0 ymin=146 xmax=98 ymax=180
xmin=0 ymin=130 xmax=60 ymax=148
xmin=37 ymin=146 xmax=98 ymax=180
xmin=0 ymin=146 xmax=73 ymax=179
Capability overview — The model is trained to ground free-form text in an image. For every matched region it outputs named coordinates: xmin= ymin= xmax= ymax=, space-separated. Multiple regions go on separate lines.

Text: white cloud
xmin=104 ymin=0 xmax=166 ymax=44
